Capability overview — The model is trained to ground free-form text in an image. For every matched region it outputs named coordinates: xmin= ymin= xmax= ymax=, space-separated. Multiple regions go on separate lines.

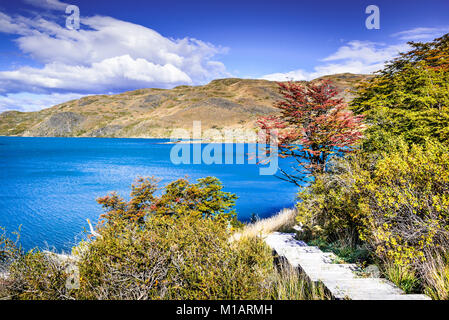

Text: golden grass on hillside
xmin=0 ymin=74 xmax=370 ymax=138
xmin=232 ymin=208 xmax=297 ymax=242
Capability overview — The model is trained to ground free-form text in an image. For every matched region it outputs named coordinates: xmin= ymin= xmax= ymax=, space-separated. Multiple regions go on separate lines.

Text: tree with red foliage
xmin=258 ymin=80 xmax=365 ymax=186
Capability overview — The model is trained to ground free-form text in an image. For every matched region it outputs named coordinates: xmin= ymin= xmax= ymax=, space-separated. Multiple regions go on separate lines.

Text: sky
xmin=0 ymin=0 xmax=448 ymax=112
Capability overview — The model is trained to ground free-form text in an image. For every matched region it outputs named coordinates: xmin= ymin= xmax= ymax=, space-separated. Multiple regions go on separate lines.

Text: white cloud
xmin=0 ymin=92 xmax=84 ymax=113
xmin=23 ymin=0 xmax=70 ymax=11
xmin=323 ymin=41 xmax=407 ymax=64
xmin=262 ymin=26 xmax=449 ymax=82
xmin=0 ymin=11 xmax=229 ymax=111
xmin=392 ymin=27 xmax=449 ymax=41
xmin=260 ymin=69 xmax=310 ymax=82
xmin=0 ymin=12 xmax=32 ymax=35
xmin=0 ymin=55 xmax=192 ymax=93
xmin=260 ymin=40 xmax=410 ymax=81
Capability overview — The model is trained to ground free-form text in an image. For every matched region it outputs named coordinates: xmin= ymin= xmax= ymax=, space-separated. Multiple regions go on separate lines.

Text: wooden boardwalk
xmin=265 ymin=232 xmax=431 ymax=300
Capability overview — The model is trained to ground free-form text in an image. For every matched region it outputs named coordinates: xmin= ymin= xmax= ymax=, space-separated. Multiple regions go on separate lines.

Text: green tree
xmin=97 ymin=176 xmax=239 ymax=226
xmin=351 ymin=34 xmax=449 ymax=150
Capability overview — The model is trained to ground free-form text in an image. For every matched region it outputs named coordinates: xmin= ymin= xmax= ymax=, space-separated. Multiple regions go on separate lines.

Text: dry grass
xmin=268 ymin=260 xmax=330 ymax=300
xmin=0 ymin=272 xmax=9 ymax=299
xmin=232 ymin=208 xmax=297 ymax=242
xmin=383 ymin=263 xmax=421 ymax=294
xmin=423 ymin=250 xmax=449 ymax=300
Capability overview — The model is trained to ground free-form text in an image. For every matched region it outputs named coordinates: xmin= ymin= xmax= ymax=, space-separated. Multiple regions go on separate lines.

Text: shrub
xmin=295 ymin=141 xmax=449 ymax=298
xmin=97 ymin=176 xmax=239 ymax=227
xmin=347 ymin=35 xmax=449 ymax=298
xmin=2 ymin=249 xmax=72 ymax=300
xmin=76 ymin=214 xmax=274 ymax=300
xmin=295 ymin=156 xmax=367 ymax=245
xmin=1 ymin=176 xmax=332 ymax=300
xmin=1 ymin=228 xmax=20 ymax=268
xmin=1 ymin=228 xmax=72 ymax=300
xmin=76 ymin=176 xmax=273 ymax=300
xmin=354 ymin=141 xmax=449 ymax=268
xmin=308 ymin=238 xmax=372 ymax=265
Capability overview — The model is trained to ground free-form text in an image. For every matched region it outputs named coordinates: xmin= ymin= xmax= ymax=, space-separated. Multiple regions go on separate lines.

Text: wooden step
xmin=265 ymin=232 xmax=431 ymax=300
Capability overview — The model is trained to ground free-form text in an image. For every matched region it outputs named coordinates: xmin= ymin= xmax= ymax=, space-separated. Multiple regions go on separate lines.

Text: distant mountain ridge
xmin=0 ymin=73 xmax=371 ymax=139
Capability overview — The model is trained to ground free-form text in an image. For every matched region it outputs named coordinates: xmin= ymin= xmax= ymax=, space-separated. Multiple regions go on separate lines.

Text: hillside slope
xmin=0 ymin=73 xmax=370 ymax=139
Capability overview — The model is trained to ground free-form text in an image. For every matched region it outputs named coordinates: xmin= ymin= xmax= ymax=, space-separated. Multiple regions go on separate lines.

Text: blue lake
xmin=0 ymin=137 xmax=299 ymax=251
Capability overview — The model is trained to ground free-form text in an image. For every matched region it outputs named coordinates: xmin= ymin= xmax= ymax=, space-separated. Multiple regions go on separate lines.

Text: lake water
xmin=0 ymin=137 xmax=300 ymax=251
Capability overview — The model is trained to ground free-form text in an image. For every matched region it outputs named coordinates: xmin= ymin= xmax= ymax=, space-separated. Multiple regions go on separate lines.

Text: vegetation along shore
xmin=1 ymin=34 xmax=449 ymax=300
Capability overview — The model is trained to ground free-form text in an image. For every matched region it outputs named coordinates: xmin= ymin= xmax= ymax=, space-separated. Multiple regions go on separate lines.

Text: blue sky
xmin=0 ymin=0 xmax=448 ymax=112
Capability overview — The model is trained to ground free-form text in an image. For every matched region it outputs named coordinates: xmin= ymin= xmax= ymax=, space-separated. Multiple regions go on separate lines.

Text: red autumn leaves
xmin=257 ymin=80 xmax=365 ymax=184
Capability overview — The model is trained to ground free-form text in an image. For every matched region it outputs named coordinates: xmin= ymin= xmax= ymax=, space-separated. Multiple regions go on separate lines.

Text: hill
xmin=0 ymin=73 xmax=371 ymax=139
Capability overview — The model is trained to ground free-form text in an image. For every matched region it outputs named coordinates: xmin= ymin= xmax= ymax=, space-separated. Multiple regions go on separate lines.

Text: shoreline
xmin=0 ymin=135 xmax=260 ymax=144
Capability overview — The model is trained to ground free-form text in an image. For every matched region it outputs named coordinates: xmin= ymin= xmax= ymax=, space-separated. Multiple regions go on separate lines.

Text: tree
xmin=351 ymin=33 xmax=449 ymax=150
xmin=97 ymin=176 xmax=239 ymax=226
xmin=258 ymin=80 xmax=364 ymax=186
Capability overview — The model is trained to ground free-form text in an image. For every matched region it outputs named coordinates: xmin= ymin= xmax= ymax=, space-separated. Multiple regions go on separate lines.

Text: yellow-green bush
xmin=74 ymin=176 xmax=274 ymax=300
xmin=97 ymin=176 xmax=240 ymax=227
xmin=76 ymin=214 xmax=273 ymax=300
xmin=4 ymin=250 xmax=72 ymax=300
xmin=0 ymin=176 xmax=331 ymax=300
xmin=1 ymin=227 xmax=72 ymax=300
xmin=296 ymin=156 xmax=366 ymax=245
xmin=296 ymin=141 xmax=449 ymax=298
xmin=354 ymin=141 xmax=449 ymax=268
